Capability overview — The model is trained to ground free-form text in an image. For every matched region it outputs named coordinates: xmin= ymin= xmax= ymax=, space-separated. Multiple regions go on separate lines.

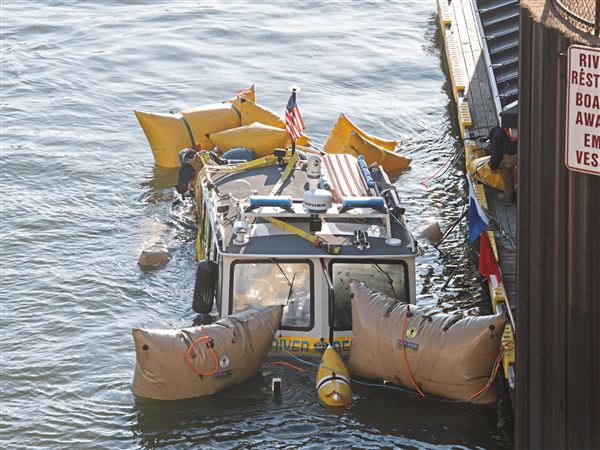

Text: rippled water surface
xmin=1 ymin=1 xmax=510 ymax=448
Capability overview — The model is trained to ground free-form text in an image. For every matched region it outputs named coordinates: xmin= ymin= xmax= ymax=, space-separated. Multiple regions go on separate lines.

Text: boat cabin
xmin=193 ymin=149 xmax=418 ymax=353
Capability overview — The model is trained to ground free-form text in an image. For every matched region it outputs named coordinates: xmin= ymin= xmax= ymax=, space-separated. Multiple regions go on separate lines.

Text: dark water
xmin=1 ymin=1 xmax=510 ymax=448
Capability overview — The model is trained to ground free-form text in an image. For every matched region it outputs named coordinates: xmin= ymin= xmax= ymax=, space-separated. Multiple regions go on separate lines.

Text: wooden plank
xmin=485 ymin=184 xmax=517 ymax=309
xmin=448 ymin=0 xmax=497 ymax=136
xmin=438 ymin=0 xmax=517 ymax=384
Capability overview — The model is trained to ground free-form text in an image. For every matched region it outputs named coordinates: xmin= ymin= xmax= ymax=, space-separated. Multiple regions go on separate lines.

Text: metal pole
xmin=291 ymin=88 xmax=297 ymax=155
xmin=595 ymin=0 xmax=599 ymax=36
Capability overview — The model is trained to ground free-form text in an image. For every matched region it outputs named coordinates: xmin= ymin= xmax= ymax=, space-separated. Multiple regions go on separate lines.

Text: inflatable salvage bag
xmin=323 ymin=113 xmax=411 ymax=173
xmin=468 ymin=155 xmax=505 ymax=192
xmin=131 ymin=305 xmax=283 ymax=401
xmin=135 ymin=85 xmax=309 ymax=168
xmin=348 ymin=281 xmax=506 ymax=403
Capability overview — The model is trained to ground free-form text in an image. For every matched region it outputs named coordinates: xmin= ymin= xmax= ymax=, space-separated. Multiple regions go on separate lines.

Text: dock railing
xmin=551 ymin=0 xmax=600 ymax=36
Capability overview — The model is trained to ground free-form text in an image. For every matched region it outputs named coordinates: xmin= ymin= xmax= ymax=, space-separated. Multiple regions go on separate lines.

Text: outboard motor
xmin=192 ymin=260 xmax=218 ymax=314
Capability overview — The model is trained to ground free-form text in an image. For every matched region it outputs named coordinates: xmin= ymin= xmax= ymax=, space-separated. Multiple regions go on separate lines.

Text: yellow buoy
xmin=315 ymin=345 xmax=352 ymax=407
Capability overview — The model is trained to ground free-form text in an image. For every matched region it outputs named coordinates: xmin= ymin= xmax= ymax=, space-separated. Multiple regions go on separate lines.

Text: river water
xmin=1 ymin=1 xmax=511 ymax=448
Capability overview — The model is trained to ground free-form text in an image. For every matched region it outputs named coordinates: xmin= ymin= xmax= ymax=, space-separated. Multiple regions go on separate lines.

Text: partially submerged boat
xmin=190 ymin=148 xmax=418 ymax=353
xmin=132 ymin=88 xmax=506 ymax=403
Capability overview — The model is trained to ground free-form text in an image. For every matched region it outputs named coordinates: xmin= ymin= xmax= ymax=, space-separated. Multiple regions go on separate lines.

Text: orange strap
xmin=272 ymin=361 xmax=309 ymax=373
xmin=468 ymin=351 xmax=502 ymax=401
xmin=401 ymin=304 xmax=426 ymax=398
xmin=186 ymin=324 xmax=219 ymax=377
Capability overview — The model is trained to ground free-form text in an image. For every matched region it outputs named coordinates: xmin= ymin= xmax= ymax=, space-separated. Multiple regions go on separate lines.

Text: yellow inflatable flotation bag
xmin=131 ymin=305 xmax=283 ymax=400
xmin=135 ymin=102 xmax=241 ymax=168
xmin=316 ymin=345 xmax=352 ymax=407
xmin=341 ymin=131 xmax=411 ymax=172
xmin=240 ymin=99 xmax=310 ymax=146
xmin=208 ymin=122 xmax=291 ymax=157
xmin=468 ymin=155 xmax=505 ymax=192
xmin=227 ymin=84 xmax=256 ymax=110
xmin=324 ymin=113 xmax=397 ymax=153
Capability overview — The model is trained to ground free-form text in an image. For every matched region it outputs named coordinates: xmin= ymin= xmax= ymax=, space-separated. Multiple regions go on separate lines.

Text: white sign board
xmin=565 ymin=45 xmax=600 ymax=176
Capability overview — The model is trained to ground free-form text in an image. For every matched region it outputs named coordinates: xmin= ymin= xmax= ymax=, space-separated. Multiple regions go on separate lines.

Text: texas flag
xmin=468 ymin=180 xmax=489 ymax=243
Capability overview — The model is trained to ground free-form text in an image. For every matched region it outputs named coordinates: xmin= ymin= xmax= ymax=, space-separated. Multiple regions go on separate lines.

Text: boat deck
xmin=204 ymin=158 xmax=417 ymax=257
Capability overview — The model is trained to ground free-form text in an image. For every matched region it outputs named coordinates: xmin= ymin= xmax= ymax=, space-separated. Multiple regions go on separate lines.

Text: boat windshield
xmin=230 ymin=260 xmax=312 ymax=330
xmin=330 ymin=260 xmax=409 ymax=329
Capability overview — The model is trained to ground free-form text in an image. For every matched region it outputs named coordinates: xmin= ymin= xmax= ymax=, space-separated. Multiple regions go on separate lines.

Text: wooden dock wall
xmin=516 ymin=3 xmax=600 ymax=449
xmin=437 ymin=0 xmax=517 ymax=391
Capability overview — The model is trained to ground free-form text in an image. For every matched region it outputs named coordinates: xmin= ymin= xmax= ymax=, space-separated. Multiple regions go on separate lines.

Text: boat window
xmin=330 ymin=261 xmax=409 ymax=330
xmin=230 ymin=260 xmax=313 ymax=330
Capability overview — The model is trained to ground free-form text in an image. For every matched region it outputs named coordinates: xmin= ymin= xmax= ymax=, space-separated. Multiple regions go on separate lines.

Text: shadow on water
xmin=140 ymin=166 xmax=179 ymax=205
xmin=130 ymin=361 xmax=508 ymax=450
xmin=431 ymin=14 xmax=462 ymax=143
xmin=130 ymin=373 xmax=283 ymax=449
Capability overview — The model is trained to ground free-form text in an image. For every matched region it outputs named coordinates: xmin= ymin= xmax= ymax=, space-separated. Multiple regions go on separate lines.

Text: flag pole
xmin=291 ymin=87 xmax=297 ymax=155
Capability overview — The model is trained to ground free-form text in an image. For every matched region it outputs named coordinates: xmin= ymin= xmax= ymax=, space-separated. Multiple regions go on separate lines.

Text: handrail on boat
xmin=321 ymin=259 xmax=335 ymax=345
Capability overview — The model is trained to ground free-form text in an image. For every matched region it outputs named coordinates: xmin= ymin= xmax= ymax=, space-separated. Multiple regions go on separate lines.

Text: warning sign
xmin=565 ymin=45 xmax=600 ymax=176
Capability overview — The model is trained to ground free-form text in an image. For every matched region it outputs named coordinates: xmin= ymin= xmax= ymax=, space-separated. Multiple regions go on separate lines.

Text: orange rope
xmin=186 ymin=323 xmax=219 ymax=377
xmin=272 ymin=361 xmax=310 ymax=373
xmin=468 ymin=351 xmax=503 ymax=401
xmin=401 ymin=304 xmax=426 ymax=398
xmin=419 ymin=146 xmax=461 ymax=190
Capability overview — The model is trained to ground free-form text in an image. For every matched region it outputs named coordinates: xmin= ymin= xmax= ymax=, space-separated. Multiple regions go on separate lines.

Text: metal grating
xmin=552 ymin=0 xmax=600 ymax=35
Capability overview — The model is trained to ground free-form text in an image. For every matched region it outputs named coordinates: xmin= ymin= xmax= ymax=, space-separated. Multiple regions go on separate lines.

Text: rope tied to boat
xmin=400 ymin=304 xmax=427 ymax=398
xmin=419 ymin=145 xmax=464 ymax=191
xmin=185 ymin=323 xmax=219 ymax=377
xmin=468 ymin=348 xmax=503 ymax=401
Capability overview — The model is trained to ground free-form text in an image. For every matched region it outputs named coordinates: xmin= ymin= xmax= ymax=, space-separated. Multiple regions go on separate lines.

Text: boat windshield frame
xmin=228 ymin=258 xmax=315 ymax=332
xmin=328 ymin=258 xmax=411 ymax=331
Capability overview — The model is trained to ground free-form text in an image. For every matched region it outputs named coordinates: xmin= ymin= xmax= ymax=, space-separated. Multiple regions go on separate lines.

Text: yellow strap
xmin=195 ymin=151 xmax=292 ymax=260
xmin=197 ymin=152 xmax=293 ymax=182
xmin=265 ymin=217 xmax=341 ymax=255
xmin=269 ymin=151 xmax=299 ymax=196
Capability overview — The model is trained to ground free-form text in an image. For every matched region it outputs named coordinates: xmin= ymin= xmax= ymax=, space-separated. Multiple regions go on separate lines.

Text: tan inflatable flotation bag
xmin=324 ymin=113 xmax=397 ymax=153
xmin=135 ymin=102 xmax=241 ymax=168
xmin=240 ymin=99 xmax=310 ymax=146
xmin=208 ymin=122 xmax=292 ymax=157
xmin=468 ymin=155 xmax=505 ymax=192
xmin=340 ymin=131 xmax=411 ymax=172
xmin=348 ymin=281 xmax=506 ymax=403
xmin=132 ymin=305 xmax=283 ymax=400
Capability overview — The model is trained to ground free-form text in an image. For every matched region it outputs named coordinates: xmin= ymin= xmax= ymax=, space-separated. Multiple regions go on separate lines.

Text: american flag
xmin=285 ymin=91 xmax=305 ymax=140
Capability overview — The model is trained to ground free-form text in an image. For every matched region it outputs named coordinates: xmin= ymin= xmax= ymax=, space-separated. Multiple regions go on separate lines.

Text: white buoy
xmin=419 ymin=221 xmax=443 ymax=244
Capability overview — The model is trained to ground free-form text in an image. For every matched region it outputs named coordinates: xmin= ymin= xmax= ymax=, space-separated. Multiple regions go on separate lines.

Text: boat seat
xmin=321 ymin=154 xmax=370 ymax=202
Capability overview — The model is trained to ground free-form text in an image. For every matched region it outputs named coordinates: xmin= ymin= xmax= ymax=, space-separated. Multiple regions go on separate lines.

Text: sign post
xmin=565 ymin=45 xmax=600 ymax=176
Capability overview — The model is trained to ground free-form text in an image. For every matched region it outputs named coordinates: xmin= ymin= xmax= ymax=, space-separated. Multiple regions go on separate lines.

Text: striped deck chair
xmin=321 ymin=153 xmax=370 ymax=203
